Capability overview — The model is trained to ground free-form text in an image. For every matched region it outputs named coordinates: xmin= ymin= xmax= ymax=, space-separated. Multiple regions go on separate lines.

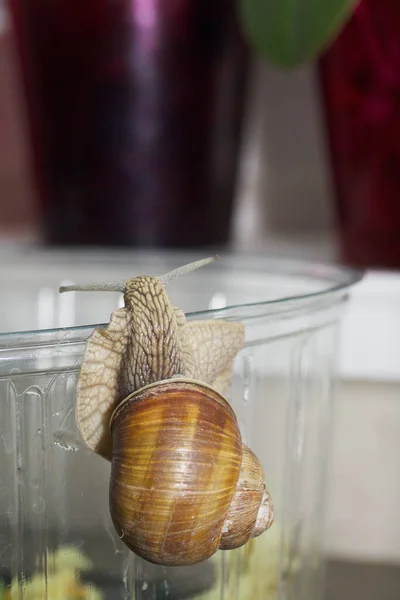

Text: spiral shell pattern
xmin=109 ymin=380 xmax=243 ymax=566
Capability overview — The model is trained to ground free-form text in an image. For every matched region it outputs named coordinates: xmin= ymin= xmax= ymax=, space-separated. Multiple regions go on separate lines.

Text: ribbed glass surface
xmin=0 ymin=251 xmax=361 ymax=599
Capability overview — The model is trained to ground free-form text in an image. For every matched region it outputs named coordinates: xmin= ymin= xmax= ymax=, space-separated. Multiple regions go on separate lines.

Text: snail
xmin=60 ymin=257 xmax=274 ymax=566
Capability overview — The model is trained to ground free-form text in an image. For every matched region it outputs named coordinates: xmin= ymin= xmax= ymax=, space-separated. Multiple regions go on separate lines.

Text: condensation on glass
xmin=0 ymin=252 xmax=361 ymax=600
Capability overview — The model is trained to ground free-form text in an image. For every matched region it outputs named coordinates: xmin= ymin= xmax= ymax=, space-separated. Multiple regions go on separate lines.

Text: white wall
xmin=328 ymin=380 xmax=400 ymax=564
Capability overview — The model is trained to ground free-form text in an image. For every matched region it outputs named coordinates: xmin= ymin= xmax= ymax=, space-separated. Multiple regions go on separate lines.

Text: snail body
xmin=60 ymin=257 xmax=274 ymax=566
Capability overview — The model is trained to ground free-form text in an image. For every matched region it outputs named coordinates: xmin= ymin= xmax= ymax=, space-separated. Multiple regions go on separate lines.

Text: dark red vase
xmin=319 ymin=0 xmax=400 ymax=268
xmin=7 ymin=0 xmax=248 ymax=247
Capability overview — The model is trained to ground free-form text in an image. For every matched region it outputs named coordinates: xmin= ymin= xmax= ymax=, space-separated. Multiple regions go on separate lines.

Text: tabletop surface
xmin=326 ymin=559 xmax=400 ymax=600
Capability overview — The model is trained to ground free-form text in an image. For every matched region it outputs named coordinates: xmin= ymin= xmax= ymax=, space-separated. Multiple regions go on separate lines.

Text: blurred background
xmin=1 ymin=0 xmax=400 ymax=597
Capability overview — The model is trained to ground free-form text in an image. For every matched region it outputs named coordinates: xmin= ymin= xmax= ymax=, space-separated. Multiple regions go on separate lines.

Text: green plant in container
xmin=239 ymin=0 xmax=359 ymax=66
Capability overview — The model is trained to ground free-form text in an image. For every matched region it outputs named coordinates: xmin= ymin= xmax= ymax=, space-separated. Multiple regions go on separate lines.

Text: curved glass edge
xmin=0 ymin=292 xmax=349 ymax=380
xmin=2 ymin=248 xmax=364 ymax=293
xmin=0 ymin=289 xmax=351 ymax=350
xmin=0 ymin=254 xmax=363 ymax=343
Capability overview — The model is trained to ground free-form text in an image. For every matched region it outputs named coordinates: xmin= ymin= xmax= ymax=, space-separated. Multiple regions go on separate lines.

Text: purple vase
xmin=8 ymin=0 xmax=249 ymax=247
xmin=319 ymin=0 xmax=400 ymax=268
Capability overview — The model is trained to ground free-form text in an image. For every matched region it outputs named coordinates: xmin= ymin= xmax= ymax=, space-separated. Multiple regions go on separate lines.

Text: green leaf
xmin=238 ymin=0 xmax=359 ymax=68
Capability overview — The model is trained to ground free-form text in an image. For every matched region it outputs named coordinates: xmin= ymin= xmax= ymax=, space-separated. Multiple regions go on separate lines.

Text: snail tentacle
xmin=159 ymin=255 xmax=218 ymax=285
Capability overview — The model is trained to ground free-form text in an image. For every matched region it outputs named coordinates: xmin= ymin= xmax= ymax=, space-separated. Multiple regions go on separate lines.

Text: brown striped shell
xmin=61 ymin=258 xmax=274 ymax=565
xmin=109 ymin=379 xmax=274 ymax=566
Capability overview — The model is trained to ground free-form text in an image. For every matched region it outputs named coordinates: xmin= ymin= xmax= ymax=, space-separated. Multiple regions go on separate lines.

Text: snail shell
xmin=220 ymin=445 xmax=274 ymax=550
xmin=60 ymin=258 xmax=274 ymax=566
xmin=109 ymin=379 xmax=273 ymax=566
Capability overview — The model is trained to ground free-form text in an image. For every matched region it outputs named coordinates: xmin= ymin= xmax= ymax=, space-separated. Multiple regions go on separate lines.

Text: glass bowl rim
xmin=0 ymin=250 xmax=364 ymax=342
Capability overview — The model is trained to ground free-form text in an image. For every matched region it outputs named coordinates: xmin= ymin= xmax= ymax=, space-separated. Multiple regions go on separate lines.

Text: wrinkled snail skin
xmin=109 ymin=379 xmax=274 ymax=566
xmin=60 ymin=258 xmax=275 ymax=566
xmin=117 ymin=276 xmax=183 ymax=401
xmin=71 ymin=269 xmax=245 ymax=461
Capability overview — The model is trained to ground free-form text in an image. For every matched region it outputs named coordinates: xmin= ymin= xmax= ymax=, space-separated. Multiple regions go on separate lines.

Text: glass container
xmin=0 ymin=250 xmax=362 ymax=600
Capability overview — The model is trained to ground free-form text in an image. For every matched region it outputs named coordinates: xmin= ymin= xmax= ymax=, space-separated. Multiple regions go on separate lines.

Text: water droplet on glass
xmin=163 ymin=580 xmax=171 ymax=597
xmin=53 ymin=430 xmax=80 ymax=451
xmin=25 ymin=389 xmax=41 ymax=400
xmin=33 ymin=497 xmax=45 ymax=514
xmin=1 ymin=433 xmax=12 ymax=455
xmin=30 ymin=478 xmax=40 ymax=489
xmin=141 ymin=582 xmax=148 ymax=592
xmin=0 ymin=479 xmax=8 ymax=496
xmin=242 ymin=354 xmax=253 ymax=404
